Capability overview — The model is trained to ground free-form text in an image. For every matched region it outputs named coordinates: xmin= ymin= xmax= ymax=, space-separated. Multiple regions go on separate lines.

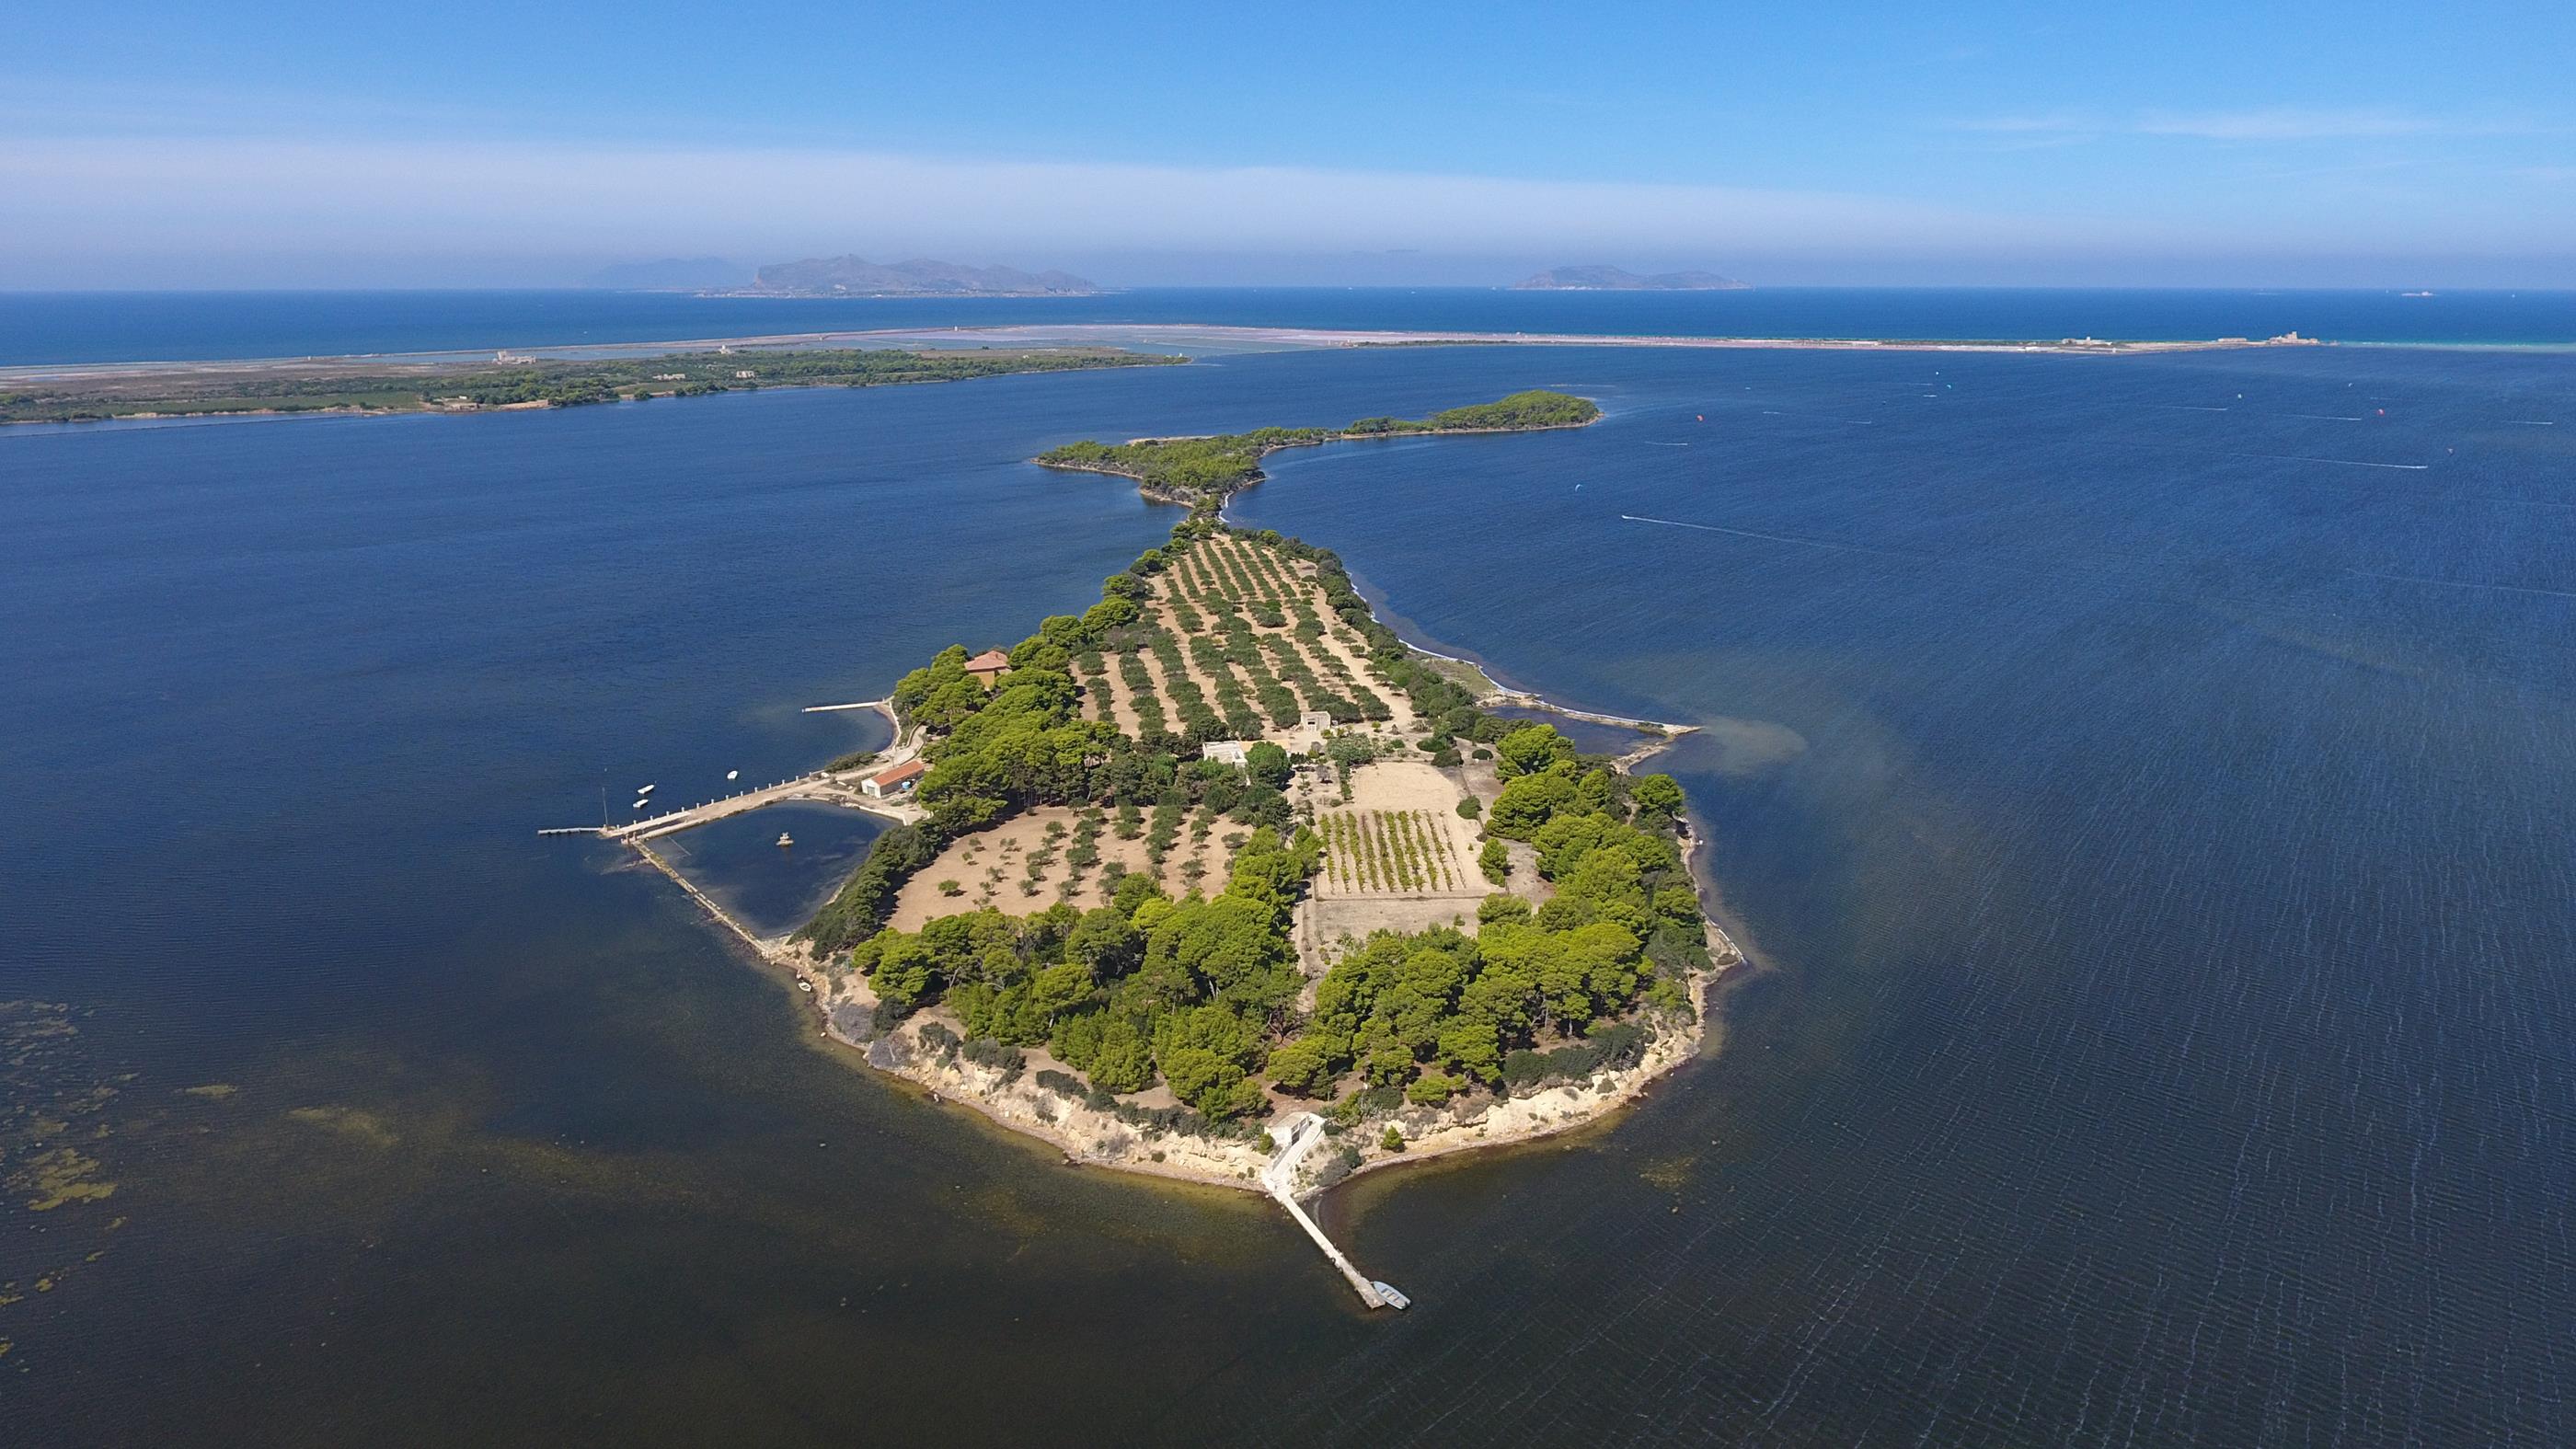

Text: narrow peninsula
xmin=1034 ymin=389 xmax=1601 ymax=505
xmin=743 ymin=389 xmax=1735 ymax=1219
xmin=2 ymin=346 xmax=1177 ymax=426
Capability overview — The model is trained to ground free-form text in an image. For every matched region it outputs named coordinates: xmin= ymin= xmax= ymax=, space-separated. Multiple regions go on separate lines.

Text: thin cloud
xmin=2134 ymin=108 xmax=2450 ymax=141
xmin=2 ymin=132 xmax=2568 ymax=288
xmin=0 ymin=134 xmax=2108 ymax=282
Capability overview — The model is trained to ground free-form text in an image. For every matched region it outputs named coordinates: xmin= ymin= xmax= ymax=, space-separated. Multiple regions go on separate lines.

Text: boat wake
xmin=2347 ymin=569 xmax=2576 ymax=601
xmin=1619 ymin=513 xmax=1926 ymax=558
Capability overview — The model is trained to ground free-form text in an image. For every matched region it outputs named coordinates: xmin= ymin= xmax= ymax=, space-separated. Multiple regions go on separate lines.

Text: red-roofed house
xmin=963 ymin=649 xmax=1012 ymax=685
xmin=862 ymin=760 xmax=926 ymax=799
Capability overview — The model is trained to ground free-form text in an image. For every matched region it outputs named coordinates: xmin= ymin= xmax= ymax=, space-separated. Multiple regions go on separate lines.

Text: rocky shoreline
xmin=680 ymin=656 xmax=1743 ymax=1202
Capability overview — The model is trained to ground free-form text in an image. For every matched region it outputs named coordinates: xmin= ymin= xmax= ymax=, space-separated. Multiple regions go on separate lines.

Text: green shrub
xmin=1406 ymin=1070 xmax=1466 ymax=1106
xmin=960 ymin=1037 xmax=1027 ymax=1079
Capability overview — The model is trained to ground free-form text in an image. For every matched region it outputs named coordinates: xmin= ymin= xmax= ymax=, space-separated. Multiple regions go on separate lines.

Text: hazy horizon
xmin=15 ymin=275 xmax=2576 ymax=295
xmin=7 ymin=3 xmax=2574 ymax=290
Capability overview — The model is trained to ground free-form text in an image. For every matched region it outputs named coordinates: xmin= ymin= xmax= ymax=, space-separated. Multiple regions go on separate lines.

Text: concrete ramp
xmin=1262 ymin=1111 xmax=1399 ymax=1311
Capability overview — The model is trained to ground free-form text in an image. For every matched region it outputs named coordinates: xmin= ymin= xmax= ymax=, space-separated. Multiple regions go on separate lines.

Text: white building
xmin=861 ymin=761 xmax=926 ymax=798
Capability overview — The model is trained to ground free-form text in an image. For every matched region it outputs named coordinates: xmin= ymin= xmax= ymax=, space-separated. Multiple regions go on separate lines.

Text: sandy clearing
xmin=1307 ymin=894 xmax=1486 ymax=952
xmin=885 ymin=804 xmax=1243 ymax=930
xmin=1308 ymin=760 xmax=1483 ymax=900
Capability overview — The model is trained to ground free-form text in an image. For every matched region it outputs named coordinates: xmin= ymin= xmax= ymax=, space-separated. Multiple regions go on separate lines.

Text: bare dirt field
xmin=885 ymin=804 xmax=1243 ymax=930
xmin=1309 ymin=760 xmax=1482 ymax=893
xmin=1294 ymin=757 xmax=1490 ymax=954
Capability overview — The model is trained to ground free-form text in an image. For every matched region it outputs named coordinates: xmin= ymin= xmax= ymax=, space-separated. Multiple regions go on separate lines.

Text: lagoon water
xmin=4 ymin=328 xmax=2571 ymax=1444
xmin=649 ymin=802 xmax=892 ymax=940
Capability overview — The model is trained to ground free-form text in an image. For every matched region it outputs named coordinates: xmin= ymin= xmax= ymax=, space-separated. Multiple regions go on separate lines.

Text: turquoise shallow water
xmin=9 ymin=285 xmax=2576 ymax=365
xmin=3 ymin=339 xmax=2570 ymax=1444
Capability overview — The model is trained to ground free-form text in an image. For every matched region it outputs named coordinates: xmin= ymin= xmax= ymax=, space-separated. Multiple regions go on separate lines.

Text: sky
xmin=6 ymin=0 xmax=2574 ymax=289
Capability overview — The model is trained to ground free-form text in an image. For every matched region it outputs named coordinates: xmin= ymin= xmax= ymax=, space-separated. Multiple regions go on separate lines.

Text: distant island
xmin=1035 ymin=390 xmax=1602 ymax=506
xmin=746 ymin=255 xmax=1099 ymax=297
xmin=1514 ymin=265 xmax=1750 ymax=292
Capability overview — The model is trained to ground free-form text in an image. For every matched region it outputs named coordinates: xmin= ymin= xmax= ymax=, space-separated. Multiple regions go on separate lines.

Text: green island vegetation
xmin=1033 ymin=389 xmax=1601 ymax=505
xmin=798 ymin=486 xmax=1708 ymax=1144
xmin=0 ymin=346 xmax=1181 ymax=425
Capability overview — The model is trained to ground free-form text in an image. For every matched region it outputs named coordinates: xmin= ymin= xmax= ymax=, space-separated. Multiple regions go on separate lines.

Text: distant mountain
xmin=752 ymin=256 xmax=1098 ymax=296
xmin=584 ymin=257 xmax=752 ymax=291
xmin=1512 ymin=265 xmax=1750 ymax=292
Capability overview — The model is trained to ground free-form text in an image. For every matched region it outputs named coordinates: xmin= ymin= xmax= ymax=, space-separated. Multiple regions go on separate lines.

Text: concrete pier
xmin=537 ymin=770 xmax=918 ymax=843
xmin=629 ymin=840 xmax=777 ymax=957
xmin=611 ymin=772 xmax=863 ymax=840
xmin=1263 ymin=1112 xmax=1399 ymax=1310
xmin=1483 ymin=689 xmax=1695 ymax=737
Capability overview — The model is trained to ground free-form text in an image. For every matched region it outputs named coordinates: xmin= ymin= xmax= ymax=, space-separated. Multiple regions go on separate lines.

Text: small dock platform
xmin=1263 ymin=1112 xmax=1406 ymax=1311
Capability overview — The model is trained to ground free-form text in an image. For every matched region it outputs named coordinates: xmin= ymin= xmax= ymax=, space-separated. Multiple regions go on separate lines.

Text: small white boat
xmin=727 ymin=770 xmax=740 ymax=781
xmin=638 ymin=784 xmax=656 ymax=795
xmin=776 ymin=833 xmax=795 ymax=847
xmin=632 ymin=799 xmax=650 ymax=811
xmin=796 ymin=977 xmax=814 ymax=994
xmin=1372 ymin=1281 xmax=1411 ymax=1310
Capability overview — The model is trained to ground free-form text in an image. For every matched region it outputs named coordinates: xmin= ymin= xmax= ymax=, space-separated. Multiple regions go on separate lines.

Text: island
xmin=1031 ymin=389 xmax=1602 ymax=505
xmin=0 ymin=346 xmax=1177 ymax=426
xmin=678 ymin=389 xmax=1742 ymax=1276
xmin=1515 ymin=265 xmax=1751 ymax=291
xmin=744 ymin=255 xmax=1099 ymax=297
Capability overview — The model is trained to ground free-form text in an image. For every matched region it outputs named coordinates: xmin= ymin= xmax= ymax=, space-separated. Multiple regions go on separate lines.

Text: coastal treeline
xmin=801 ymin=502 xmax=1705 ymax=1133
xmin=0 ymin=347 xmax=1180 ymax=424
xmin=1269 ymin=744 xmax=1704 ymax=1111
xmin=1038 ymin=427 xmax=1329 ymax=500
xmin=1345 ymin=389 xmax=1603 ymax=434
xmin=1034 ymin=389 xmax=1600 ymax=505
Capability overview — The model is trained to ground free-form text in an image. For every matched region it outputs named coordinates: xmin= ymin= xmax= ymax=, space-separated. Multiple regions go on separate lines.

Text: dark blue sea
xmin=6 ymin=286 xmax=2576 ymax=365
xmin=4 ymin=322 xmax=2570 ymax=1444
